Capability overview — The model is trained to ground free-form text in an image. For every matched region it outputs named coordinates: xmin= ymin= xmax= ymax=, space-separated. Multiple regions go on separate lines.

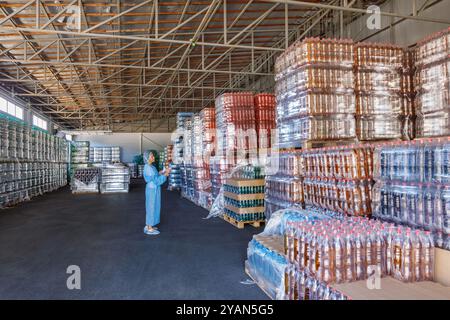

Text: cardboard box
xmin=224 ymin=203 xmax=264 ymax=214
xmin=334 ymin=277 xmax=450 ymax=300
xmin=224 ymin=191 xmax=265 ymax=201
xmin=435 ymin=247 xmax=450 ymax=287
xmin=225 ymin=178 xmax=265 ymax=188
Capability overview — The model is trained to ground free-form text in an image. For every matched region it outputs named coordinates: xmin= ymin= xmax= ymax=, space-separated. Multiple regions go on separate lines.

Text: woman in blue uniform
xmin=143 ymin=150 xmax=170 ymax=235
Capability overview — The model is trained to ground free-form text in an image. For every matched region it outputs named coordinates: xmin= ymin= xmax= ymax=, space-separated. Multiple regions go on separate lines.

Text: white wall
xmin=74 ymin=133 xmax=173 ymax=163
xmin=346 ymin=0 xmax=450 ymax=46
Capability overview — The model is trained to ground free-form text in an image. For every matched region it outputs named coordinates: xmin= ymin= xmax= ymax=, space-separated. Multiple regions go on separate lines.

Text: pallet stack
xmin=196 ymin=108 xmax=216 ymax=209
xmin=223 ymin=177 xmax=265 ymax=229
xmin=274 ymin=38 xmax=356 ymax=149
xmin=414 ymin=27 xmax=450 ymax=138
xmin=354 ymin=43 xmax=405 ymax=141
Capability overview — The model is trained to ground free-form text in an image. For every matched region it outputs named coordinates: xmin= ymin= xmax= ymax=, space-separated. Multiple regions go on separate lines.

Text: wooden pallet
xmin=222 ymin=214 xmax=264 ymax=229
xmin=301 ymin=138 xmax=357 ymax=149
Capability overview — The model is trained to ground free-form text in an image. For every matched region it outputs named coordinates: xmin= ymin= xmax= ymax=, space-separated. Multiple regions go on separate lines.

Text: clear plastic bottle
xmin=344 ymin=233 xmax=355 ymax=282
xmin=320 ymin=235 xmax=333 ymax=284
xmin=402 ymin=231 xmax=413 ymax=282
xmin=392 ymin=227 xmax=403 ymax=279
xmin=354 ymin=232 xmax=365 ymax=280
xmin=421 ymin=231 xmax=434 ymax=281
xmin=334 ymin=233 xmax=345 ymax=283
xmin=412 ymin=230 xmax=423 ymax=282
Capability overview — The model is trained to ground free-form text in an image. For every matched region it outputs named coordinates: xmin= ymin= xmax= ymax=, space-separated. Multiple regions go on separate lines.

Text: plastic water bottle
xmin=375 ymin=231 xmax=386 ymax=275
xmin=334 ymin=234 xmax=345 ymax=283
xmin=423 ymin=183 xmax=435 ymax=230
xmin=402 ymin=231 xmax=413 ymax=282
xmin=344 ymin=233 xmax=355 ymax=282
xmin=320 ymin=236 xmax=333 ymax=283
xmin=443 ymin=186 xmax=450 ymax=235
xmin=421 ymin=231 xmax=434 ymax=281
xmin=392 ymin=228 xmax=403 ymax=278
xmin=413 ymin=230 xmax=423 ymax=282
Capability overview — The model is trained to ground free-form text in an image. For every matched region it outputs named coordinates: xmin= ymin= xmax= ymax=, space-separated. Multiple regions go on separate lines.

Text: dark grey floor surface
xmin=0 ymin=180 xmax=267 ymax=300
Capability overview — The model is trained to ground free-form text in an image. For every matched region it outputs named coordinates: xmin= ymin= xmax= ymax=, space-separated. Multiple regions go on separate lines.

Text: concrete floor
xmin=0 ymin=180 xmax=267 ymax=300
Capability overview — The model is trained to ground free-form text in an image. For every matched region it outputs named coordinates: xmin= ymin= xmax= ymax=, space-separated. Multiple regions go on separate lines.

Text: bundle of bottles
xmin=264 ymin=151 xmax=304 ymax=219
xmin=223 ymin=174 xmax=266 ymax=223
xmin=373 ymin=138 xmax=450 ymax=249
xmin=71 ymin=167 xmax=102 ymax=194
xmin=89 ymin=147 xmax=121 ymax=163
xmin=414 ymin=27 xmax=449 ymax=138
xmin=70 ymin=141 xmax=90 ymax=177
xmin=173 ymin=112 xmax=193 ymax=165
xmin=354 ymin=43 xmax=406 ymax=141
xmin=285 ymin=217 xmax=435 ymax=284
xmin=254 ymin=93 xmax=276 ymax=150
xmin=275 ymin=38 xmax=356 ymax=148
xmin=99 ymin=164 xmax=131 ymax=194
xmin=0 ymin=116 xmax=68 ymax=208
xmin=0 ymin=162 xmax=67 ymax=208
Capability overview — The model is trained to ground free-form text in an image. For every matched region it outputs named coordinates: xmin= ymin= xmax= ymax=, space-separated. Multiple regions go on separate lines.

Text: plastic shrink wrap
xmin=0 ymin=115 xmax=68 ymax=208
xmin=275 ymin=38 xmax=356 ymax=148
xmin=354 ymin=43 xmax=405 ymax=140
xmin=414 ymin=28 xmax=450 ymax=138
xmin=372 ymin=138 xmax=450 ymax=249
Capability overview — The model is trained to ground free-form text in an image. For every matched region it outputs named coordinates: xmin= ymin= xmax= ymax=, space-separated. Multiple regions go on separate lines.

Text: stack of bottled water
xmin=414 ymin=28 xmax=449 ymax=137
xmin=0 ymin=116 xmax=68 ymax=208
xmin=373 ymin=138 xmax=450 ymax=249
xmin=275 ymin=38 xmax=356 ymax=148
xmin=302 ymin=144 xmax=374 ymax=216
xmin=354 ymin=43 xmax=405 ymax=140
xmin=264 ymin=151 xmax=304 ymax=219
xmin=285 ymin=217 xmax=435 ymax=285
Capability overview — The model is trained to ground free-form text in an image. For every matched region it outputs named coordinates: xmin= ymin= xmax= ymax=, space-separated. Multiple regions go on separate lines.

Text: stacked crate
xmin=274 ymin=38 xmax=356 ymax=149
xmin=414 ymin=28 xmax=450 ymax=137
xmin=354 ymin=43 xmax=405 ymax=141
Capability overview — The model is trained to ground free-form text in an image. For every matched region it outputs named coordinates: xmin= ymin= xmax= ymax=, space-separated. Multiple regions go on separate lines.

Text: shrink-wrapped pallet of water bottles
xmin=0 ymin=115 xmax=68 ymax=208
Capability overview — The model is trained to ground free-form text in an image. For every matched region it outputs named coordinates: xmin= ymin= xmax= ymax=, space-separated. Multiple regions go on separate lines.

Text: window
xmin=0 ymin=97 xmax=6 ymax=113
xmin=33 ymin=115 xmax=48 ymax=130
xmin=0 ymin=97 xmax=23 ymax=119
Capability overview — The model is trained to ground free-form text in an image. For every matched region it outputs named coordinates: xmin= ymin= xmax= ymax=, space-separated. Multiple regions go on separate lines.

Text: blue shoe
xmin=144 ymin=227 xmax=160 ymax=235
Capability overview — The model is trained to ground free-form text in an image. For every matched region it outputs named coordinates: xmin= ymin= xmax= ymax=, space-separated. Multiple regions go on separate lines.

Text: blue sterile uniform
xmin=144 ymin=163 xmax=167 ymax=227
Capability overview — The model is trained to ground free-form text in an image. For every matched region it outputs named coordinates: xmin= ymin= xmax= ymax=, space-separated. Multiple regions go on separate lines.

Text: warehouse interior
xmin=0 ymin=0 xmax=450 ymax=300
